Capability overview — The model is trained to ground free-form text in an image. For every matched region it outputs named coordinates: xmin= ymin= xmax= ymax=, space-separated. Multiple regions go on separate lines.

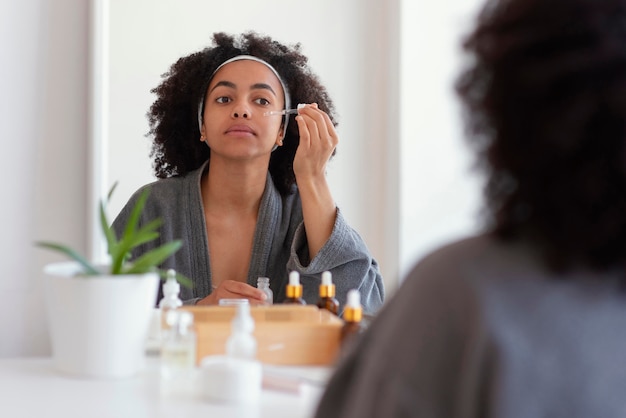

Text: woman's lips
xmin=226 ymin=125 xmax=255 ymax=137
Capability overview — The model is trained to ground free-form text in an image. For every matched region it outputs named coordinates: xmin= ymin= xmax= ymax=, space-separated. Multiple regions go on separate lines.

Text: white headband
xmin=197 ymin=54 xmax=292 ymax=138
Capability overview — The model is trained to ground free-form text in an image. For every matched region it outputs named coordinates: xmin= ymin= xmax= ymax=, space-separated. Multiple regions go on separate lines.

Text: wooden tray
xmin=181 ymin=305 xmax=343 ymax=366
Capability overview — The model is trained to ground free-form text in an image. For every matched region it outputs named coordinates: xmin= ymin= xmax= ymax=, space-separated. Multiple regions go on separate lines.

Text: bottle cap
xmin=346 ymin=289 xmax=361 ymax=308
xmin=232 ymin=303 xmax=254 ymax=334
xmin=289 ymin=271 xmax=300 ymax=286
xmin=319 ymin=271 xmax=336 ymax=298
xmin=321 ymin=271 xmax=333 ymax=286
xmin=165 ymin=310 xmax=194 ymax=333
xmin=343 ymin=289 xmax=362 ymax=323
xmin=163 ymin=269 xmax=180 ymax=295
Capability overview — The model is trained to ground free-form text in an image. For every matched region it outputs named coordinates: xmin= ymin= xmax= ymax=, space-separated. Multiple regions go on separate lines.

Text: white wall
xmin=399 ymin=1 xmax=483 ymax=279
xmin=1 ymin=0 xmax=89 ymax=356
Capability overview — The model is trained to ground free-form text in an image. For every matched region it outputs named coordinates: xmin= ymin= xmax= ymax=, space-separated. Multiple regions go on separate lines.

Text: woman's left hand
xmin=293 ymin=103 xmax=338 ymax=181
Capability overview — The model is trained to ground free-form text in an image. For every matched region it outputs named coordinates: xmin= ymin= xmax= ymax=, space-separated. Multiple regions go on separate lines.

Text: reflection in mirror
xmin=91 ymin=0 xmax=485 ymax=300
xmin=90 ymin=0 xmax=399 ymax=299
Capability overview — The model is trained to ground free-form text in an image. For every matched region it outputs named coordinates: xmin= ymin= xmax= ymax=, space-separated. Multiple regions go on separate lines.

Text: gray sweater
xmin=112 ymin=161 xmax=384 ymax=314
xmin=315 ymin=234 xmax=626 ymax=417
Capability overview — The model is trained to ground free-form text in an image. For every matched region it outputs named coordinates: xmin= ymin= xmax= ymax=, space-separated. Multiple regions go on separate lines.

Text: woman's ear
xmin=275 ymin=126 xmax=284 ymax=147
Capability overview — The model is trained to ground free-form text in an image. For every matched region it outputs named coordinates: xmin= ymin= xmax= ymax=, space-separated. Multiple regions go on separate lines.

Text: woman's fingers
xmin=197 ymin=280 xmax=267 ymax=305
xmin=293 ymin=104 xmax=338 ymax=177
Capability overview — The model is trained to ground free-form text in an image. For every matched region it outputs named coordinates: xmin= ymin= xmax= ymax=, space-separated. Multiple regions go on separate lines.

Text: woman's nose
xmin=232 ymin=105 xmax=250 ymax=119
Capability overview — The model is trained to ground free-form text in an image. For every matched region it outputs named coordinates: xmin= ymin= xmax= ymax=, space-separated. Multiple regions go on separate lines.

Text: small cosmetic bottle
xmin=316 ymin=271 xmax=339 ymax=315
xmin=160 ymin=310 xmax=196 ymax=397
xmin=159 ymin=269 xmax=183 ymax=315
xmin=226 ymin=303 xmax=257 ymax=360
xmin=283 ymin=271 xmax=306 ymax=305
xmin=257 ymin=277 xmax=273 ymax=306
xmin=341 ymin=289 xmax=364 ymax=348
xmin=147 ymin=269 xmax=182 ymax=354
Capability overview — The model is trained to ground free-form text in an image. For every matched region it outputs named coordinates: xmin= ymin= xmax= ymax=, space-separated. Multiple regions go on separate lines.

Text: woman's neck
xmin=201 ymin=157 xmax=267 ymax=215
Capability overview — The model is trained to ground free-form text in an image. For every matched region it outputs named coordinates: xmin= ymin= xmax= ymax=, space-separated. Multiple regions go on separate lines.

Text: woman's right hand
xmin=196 ymin=280 xmax=267 ymax=305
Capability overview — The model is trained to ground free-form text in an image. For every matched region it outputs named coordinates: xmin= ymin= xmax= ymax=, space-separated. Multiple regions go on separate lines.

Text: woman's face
xmin=200 ymin=59 xmax=286 ymax=159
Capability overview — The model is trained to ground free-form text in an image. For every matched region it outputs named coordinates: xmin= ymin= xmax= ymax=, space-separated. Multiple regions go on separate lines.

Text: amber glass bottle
xmin=316 ymin=271 xmax=339 ymax=315
xmin=283 ymin=271 xmax=306 ymax=305
xmin=341 ymin=289 xmax=364 ymax=346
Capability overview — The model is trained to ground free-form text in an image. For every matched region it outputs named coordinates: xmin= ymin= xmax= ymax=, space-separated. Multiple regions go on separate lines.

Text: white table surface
xmin=0 ymin=357 xmax=333 ymax=418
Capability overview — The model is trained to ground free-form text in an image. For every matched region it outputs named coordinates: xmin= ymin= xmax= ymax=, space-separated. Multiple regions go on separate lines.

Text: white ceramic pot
xmin=44 ymin=261 xmax=159 ymax=379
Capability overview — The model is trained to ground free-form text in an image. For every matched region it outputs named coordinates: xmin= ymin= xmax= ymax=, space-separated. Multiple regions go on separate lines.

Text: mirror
xmin=90 ymin=0 xmax=484 ymax=294
xmin=90 ymin=0 xmax=400 ymax=289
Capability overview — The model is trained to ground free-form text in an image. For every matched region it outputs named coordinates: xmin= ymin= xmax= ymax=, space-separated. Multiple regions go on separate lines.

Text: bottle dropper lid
xmin=286 ymin=271 xmax=303 ymax=298
xmin=319 ymin=271 xmax=336 ymax=298
xmin=165 ymin=310 xmax=194 ymax=334
xmin=159 ymin=268 xmax=182 ymax=309
xmin=164 ymin=268 xmax=180 ymax=294
xmin=343 ymin=289 xmax=362 ymax=323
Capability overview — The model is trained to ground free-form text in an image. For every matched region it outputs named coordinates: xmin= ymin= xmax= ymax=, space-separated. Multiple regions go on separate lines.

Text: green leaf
xmin=158 ymin=269 xmax=194 ymax=289
xmin=121 ymin=241 xmax=182 ymax=275
xmin=36 ymin=182 xmax=185 ymax=281
xmin=34 ymin=241 xmax=100 ymax=275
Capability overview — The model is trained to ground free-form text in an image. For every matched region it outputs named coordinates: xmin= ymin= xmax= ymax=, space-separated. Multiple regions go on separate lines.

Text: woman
xmin=112 ymin=32 xmax=384 ymax=313
xmin=315 ymin=0 xmax=626 ymax=416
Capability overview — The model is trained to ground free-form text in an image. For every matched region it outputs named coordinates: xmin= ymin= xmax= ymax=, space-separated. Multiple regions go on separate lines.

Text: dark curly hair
xmin=147 ymin=31 xmax=337 ymax=195
xmin=456 ymin=0 xmax=626 ymax=271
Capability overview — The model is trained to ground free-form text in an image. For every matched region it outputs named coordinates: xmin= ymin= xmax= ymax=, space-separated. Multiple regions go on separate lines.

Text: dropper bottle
xmin=257 ymin=277 xmax=273 ymax=306
xmin=283 ymin=271 xmax=306 ymax=305
xmin=155 ymin=269 xmax=183 ymax=342
xmin=159 ymin=269 xmax=182 ymax=311
xmin=316 ymin=271 xmax=339 ymax=315
xmin=341 ymin=289 xmax=364 ymax=347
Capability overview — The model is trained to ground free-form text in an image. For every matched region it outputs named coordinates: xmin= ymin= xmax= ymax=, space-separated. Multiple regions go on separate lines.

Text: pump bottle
xmin=316 ymin=271 xmax=339 ymax=315
xmin=257 ymin=277 xmax=273 ymax=306
xmin=283 ymin=271 xmax=306 ymax=305
xmin=226 ymin=303 xmax=257 ymax=360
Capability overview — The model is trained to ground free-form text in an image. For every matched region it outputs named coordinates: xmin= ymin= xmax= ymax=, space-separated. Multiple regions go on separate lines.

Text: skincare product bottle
xmin=341 ymin=289 xmax=364 ymax=347
xmin=283 ymin=271 xmax=306 ymax=305
xmin=146 ymin=269 xmax=182 ymax=354
xmin=257 ymin=277 xmax=273 ymax=306
xmin=226 ymin=303 xmax=257 ymax=360
xmin=160 ymin=310 xmax=196 ymax=397
xmin=159 ymin=269 xmax=182 ymax=311
xmin=316 ymin=271 xmax=339 ymax=315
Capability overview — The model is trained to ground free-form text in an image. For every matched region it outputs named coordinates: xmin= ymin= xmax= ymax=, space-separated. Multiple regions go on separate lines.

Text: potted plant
xmin=37 ymin=184 xmax=189 ymax=379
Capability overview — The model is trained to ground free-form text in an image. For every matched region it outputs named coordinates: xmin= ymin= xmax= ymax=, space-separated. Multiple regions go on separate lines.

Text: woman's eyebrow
xmin=209 ymin=80 xmax=277 ymax=96
xmin=251 ymin=83 xmax=277 ymax=96
xmin=210 ymin=80 xmax=236 ymax=93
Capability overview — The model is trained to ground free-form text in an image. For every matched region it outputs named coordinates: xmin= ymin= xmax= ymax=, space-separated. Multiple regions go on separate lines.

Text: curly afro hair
xmin=147 ymin=31 xmax=337 ymax=196
xmin=456 ymin=0 xmax=626 ymax=271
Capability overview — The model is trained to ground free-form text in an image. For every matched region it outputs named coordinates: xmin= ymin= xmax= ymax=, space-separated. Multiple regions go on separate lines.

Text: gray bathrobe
xmin=112 ymin=161 xmax=384 ymax=314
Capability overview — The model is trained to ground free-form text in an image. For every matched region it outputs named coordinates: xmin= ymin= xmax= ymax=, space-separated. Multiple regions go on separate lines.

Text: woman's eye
xmin=216 ymin=96 xmax=231 ymax=104
xmin=254 ymin=98 xmax=270 ymax=106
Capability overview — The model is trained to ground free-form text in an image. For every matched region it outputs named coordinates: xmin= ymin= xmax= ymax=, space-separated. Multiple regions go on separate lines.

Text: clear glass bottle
xmin=150 ymin=269 xmax=182 ymax=353
xmin=159 ymin=269 xmax=182 ymax=311
xmin=160 ymin=310 xmax=196 ymax=397
xmin=316 ymin=271 xmax=339 ymax=315
xmin=257 ymin=277 xmax=273 ymax=306
xmin=283 ymin=271 xmax=306 ymax=305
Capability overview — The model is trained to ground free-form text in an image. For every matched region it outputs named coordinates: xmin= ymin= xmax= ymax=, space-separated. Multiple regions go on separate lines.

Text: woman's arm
xmin=292 ymin=103 xmax=339 ymax=260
